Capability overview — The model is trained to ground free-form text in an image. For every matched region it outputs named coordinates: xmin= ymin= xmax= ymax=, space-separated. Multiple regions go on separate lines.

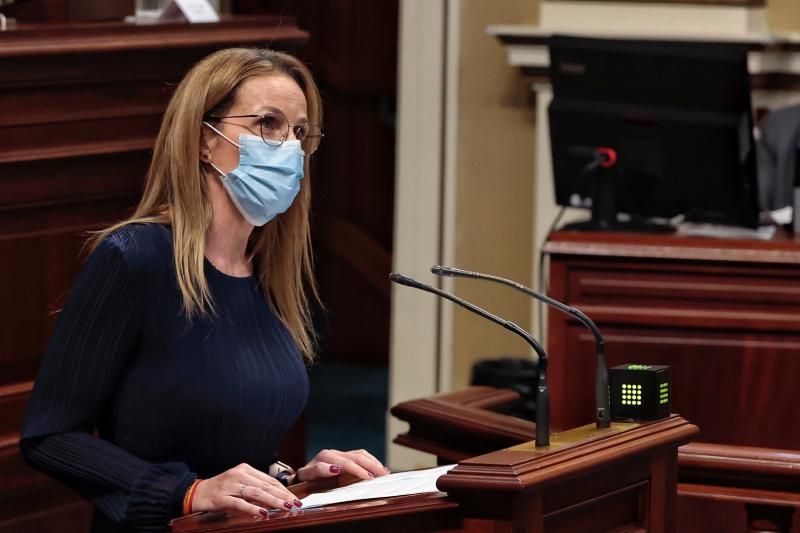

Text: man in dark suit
xmin=757 ymin=103 xmax=800 ymax=211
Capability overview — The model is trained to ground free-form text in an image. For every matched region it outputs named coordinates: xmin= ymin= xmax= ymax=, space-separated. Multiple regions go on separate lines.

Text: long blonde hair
xmin=92 ymin=48 xmax=321 ymax=361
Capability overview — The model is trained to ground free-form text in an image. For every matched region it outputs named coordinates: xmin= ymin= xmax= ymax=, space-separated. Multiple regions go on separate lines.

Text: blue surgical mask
xmin=203 ymin=122 xmax=304 ymax=227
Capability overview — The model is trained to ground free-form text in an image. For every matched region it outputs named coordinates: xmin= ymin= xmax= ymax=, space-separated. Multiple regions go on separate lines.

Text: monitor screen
xmin=548 ymin=35 xmax=759 ymax=230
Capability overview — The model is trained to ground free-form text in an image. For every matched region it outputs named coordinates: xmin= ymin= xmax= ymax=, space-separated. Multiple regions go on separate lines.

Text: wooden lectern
xmin=171 ymin=414 xmax=697 ymax=532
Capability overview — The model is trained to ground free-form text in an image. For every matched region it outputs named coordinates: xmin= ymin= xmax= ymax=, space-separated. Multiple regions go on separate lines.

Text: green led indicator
xmin=627 ymin=365 xmax=652 ymax=371
xmin=620 ymin=383 xmax=645 ymax=406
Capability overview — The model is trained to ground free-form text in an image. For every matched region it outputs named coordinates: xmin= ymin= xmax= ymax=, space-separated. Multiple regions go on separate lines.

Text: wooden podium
xmin=391 ymin=388 xmax=800 ymax=533
xmin=171 ymin=414 xmax=697 ymax=532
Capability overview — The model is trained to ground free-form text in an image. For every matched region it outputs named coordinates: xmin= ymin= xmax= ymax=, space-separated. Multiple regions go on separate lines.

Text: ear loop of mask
xmin=202 ymin=121 xmax=240 ymax=178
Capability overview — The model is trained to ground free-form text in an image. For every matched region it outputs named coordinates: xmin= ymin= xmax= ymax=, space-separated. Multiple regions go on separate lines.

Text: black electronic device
xmin=609 ymin=364 xmax=671 ymax=421
xmin=548 ymin=35 xmax=759 ymax=231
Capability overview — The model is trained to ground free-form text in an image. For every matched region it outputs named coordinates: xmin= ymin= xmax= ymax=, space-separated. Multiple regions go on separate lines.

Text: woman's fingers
xmin=192 ymin=463 xmax=304 ymax=517
xmin=295 ymin=449 xmax=388 ymax=483
xmin=221 ymin=495 xmax=270 ymax=519
xmin=338 ymin=459 xmax=372 ymax=480
xmin=340 ymin=454 xmax=382 ymax=480
xmin=350 ymin=449 xmax=389 ymax=476
xmin=296 ymin=461 xmax=343 ymax=481
xmin=315 ymin=450 xmax=373 ymax=480
xmin=237 ymin=482 xmax=298 ymax=511
xmin=321 ymin=449 xmax=386 ymax=478
xmin=240 ymin=469 xmax=298 ymax=504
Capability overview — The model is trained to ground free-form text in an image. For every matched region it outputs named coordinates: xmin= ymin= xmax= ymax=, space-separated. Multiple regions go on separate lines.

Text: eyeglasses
xmin=206 ymin=111 xmax=324 ymax=155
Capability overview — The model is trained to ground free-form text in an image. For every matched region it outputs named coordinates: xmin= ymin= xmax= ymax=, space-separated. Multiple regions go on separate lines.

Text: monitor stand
xmin=562 ymin=217 xmax=676 ymax=233
xmin=561 ymin=169 xmax=676 ymax=234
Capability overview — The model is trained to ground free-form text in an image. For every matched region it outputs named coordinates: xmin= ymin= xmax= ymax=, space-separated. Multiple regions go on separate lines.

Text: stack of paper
xmin=300 ymin=464 xmax=456 ymax=509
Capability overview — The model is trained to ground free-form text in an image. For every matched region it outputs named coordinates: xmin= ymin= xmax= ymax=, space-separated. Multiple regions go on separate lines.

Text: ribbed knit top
xmin=20 ymin=223 xmax=309 ymax=532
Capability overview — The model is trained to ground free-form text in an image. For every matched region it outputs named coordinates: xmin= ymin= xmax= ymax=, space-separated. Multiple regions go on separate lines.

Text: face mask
xmin=203 ymin=123 xmax=304 ymax=227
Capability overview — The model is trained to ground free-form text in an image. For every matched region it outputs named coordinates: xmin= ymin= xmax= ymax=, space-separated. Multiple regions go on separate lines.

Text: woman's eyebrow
xmin=255 ymin=105 xmax=310 ymax=124
xmin=256 ymin=104 xmax=283 ymax=114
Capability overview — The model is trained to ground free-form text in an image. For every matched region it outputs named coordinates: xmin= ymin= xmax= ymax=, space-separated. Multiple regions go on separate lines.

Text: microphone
xmin=431 ymin=266 xmax=611 ymax=429
xmin=389 ymin=272 xmax=550 ymax=447
xmin=568 ymin=145 xmax=618 ymax=168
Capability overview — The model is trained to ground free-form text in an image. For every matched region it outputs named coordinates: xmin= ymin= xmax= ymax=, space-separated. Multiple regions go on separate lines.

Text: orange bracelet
xmin=182 ymin=479 xmax=202 ymax=515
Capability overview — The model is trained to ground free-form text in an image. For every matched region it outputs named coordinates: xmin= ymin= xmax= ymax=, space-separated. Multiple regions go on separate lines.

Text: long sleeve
xmin=20 ymin=236 xmax=195 ymax=531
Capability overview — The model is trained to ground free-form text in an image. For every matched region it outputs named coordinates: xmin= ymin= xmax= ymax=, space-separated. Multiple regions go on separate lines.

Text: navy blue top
xmin=20 ymin=223 xmax=309 ymax=532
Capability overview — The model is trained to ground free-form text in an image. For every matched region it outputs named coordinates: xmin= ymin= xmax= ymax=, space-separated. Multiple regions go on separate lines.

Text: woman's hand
xmin=192 ymin=463 xmax=302 ymax=517
xmin=295 ymin=449 xmax=389 ymax=483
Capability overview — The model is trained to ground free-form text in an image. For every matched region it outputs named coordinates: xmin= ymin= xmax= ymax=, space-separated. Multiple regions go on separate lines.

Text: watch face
xmin=269 ymin=461 xmax=296 ymax=486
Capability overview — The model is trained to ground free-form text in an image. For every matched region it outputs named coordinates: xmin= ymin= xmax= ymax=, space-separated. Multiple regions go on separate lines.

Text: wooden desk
xmin=543 ymin=229 xmax=800 ymax=449
xmin=172 ymin=415 xmax=697 ymax=532
xmin=540 ymin=229 xmax=800 ymax=531
xmin=392 ymin=387 xmax=800 ymax=533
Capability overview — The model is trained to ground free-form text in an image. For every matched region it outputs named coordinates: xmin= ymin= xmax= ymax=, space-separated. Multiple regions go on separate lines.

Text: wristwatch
xmin=268 ymin=460 xmax=296 ymax=487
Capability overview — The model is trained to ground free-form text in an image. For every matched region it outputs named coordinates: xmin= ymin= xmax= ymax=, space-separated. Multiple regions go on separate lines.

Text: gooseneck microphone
xmin=389 ymin=272 xmax=550 ymax=447
xmin=431 ymin=265 xmax=611 ymax=430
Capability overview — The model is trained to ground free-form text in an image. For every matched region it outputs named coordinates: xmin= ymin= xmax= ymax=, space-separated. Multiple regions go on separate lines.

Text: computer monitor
xmin=548 ymin=35 xmax=760 ymax=230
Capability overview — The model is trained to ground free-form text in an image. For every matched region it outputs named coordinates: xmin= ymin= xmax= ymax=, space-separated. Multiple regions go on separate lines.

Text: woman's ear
xmin=199 ymin=125 xmax=217 ymax=163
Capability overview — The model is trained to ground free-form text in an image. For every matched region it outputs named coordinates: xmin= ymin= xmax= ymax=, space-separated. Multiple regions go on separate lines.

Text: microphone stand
xmin=431 ymin=265 xmax=610 ymax=429
xmin=390 ymin=273 xmax=550 ymax=447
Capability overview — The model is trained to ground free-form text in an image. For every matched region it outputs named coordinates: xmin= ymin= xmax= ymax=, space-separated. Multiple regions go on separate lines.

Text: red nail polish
xmin=259 ymin=508 xmax=269 ymax=518
xmin=284 ymin=501 xmax=293 ymax=509
xmin=294 ymin=499 xmax=303 ymax=508
xmin=330 ymin=464 xmax=341 ymax=473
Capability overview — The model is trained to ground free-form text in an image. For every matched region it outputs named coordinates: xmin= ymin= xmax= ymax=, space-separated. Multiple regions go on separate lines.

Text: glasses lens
xmin=294 ymin=124 xmax=323 ymax=155
xmin=259 ymin=112 xmax=289 ymax=146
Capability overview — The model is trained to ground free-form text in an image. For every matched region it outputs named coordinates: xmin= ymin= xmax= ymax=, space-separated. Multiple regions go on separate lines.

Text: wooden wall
xmin=545 ymin=230 xmax=800 ymax=533
xmin=0 ymin=17 xmax=307 ymax=532
xmin=236 ymin=0 xmax=399 ymax=367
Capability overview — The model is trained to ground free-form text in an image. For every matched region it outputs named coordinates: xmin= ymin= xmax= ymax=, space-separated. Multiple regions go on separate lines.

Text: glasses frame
xmin=206 ymin=111 xmax=324 ymax=155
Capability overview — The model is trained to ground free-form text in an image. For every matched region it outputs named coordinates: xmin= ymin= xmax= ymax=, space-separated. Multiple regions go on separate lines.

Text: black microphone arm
xmin=431 ymin=265 xmax=611 ymax=429
xmin=389 ymin=272 xmax=550 ymax=447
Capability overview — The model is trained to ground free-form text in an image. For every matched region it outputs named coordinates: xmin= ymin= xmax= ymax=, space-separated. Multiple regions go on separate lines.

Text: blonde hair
xmin=91 ymin=48 xmax=321 ymax=361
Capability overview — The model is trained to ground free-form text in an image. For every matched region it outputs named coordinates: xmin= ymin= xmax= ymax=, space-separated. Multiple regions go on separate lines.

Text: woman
xmin=20 ymin=47 xmax=387 ymax=532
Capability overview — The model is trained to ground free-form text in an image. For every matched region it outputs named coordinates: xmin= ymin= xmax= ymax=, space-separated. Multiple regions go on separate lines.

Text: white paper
xmin=678 ymin=222 xmax=777 ymax=241
xmin=300 ymin=464 xmax=456 ymax=509
xmin=161 ymin=0 xmax=220 ymax=23
xmin=769 ymin=206 xmax=793 ymax=226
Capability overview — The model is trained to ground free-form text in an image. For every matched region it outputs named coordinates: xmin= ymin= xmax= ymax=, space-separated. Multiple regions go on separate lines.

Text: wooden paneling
xmin=1 ymin=0 xmax=134 ymax=23
xmin=235 ymin=0 xmax=398 ymax=366
xmin=544 ymin=230 xmax=800 ymax=449
xmin=555 ymin=324 xmax=800 ymax=446
xmin=544 ymin=229 xmax=800 ymax=532
xmin=392 ymin=387 xmax=800 ymax=533
xmin=0 ymin=16 xmax=308 ymax=532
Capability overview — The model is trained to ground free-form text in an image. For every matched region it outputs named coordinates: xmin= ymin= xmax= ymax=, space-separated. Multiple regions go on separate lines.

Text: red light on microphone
xmin=597 ymin=147 xmax=617 ymax=168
